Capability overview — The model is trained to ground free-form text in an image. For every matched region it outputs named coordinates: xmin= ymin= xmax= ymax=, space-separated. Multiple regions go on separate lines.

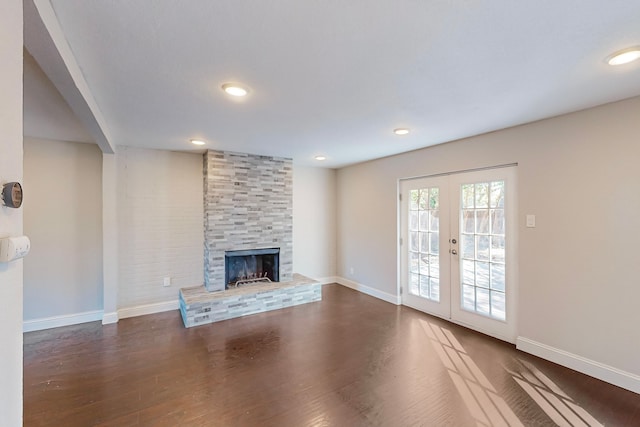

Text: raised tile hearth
xmin=179 ymin=274 xmax=321 ymax=328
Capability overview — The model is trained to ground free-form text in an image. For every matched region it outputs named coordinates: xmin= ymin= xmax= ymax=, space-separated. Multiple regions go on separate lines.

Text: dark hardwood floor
xmin=24 ymin=284 xmax=640 ymax=426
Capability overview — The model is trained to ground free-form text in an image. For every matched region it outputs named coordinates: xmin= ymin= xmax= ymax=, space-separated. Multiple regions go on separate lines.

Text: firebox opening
xmin=224 ymin=248 xmax=280 ymax=289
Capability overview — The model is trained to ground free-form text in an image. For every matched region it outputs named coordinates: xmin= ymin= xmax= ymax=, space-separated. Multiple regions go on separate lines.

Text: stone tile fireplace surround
xmin=203 ymin=150 xmax=293 ymax=292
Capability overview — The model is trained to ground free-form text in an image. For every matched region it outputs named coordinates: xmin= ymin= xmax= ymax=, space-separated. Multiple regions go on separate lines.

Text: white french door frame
xmin=399 ymin=176 xmax=451 ymax=319
xmin=397 ymin=164 xmax=519 ymax=343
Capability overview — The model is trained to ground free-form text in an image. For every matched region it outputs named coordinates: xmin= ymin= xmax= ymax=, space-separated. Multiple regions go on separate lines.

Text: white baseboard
xmin=516 ymin=336 xmax=640 ymax=395
xmin=24 ymin=310 xmax=103 ymax=332
xmin=315 ymin=276 xmax=340 ymax=285
xmin=102 ymin=311 xmax=119 ymax=325
xmin=117 ymin=299 xmax=179 ymax=319
xmin=336 ymin=277 xmax=401 ymax=305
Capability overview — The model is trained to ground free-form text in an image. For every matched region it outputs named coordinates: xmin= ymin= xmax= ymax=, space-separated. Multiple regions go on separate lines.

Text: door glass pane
xmin=490 ymin=181 xmax=505 ymax=208
xmin=476 ymin=235 xmax=490 ymax=261
xmin=476 ymin=210 xmax=489 ymax=234
xmin=462 ymin=184 xmax=474 ymax=208
xmin=476 ymin=288 xmax=490 ymax=315
xmin=407 ymin=186 xmax=440 ymax=302
xmin=419 ymin=275 xmax=430 ymax=298
xmin=490 ymin=236 xmax=505 ymax=263
xmin=462 ymin=284 xmax=475 ymax=310
xmin=419 ymin=254 xmax=429 ymax=275
xmin=430 ymin=233 xmax=439 ymax=254
xmin=410 ymin=190 xmax=420 ymax=210
xmin=419 ymin=211 xmax=429 ymax=231
xmin=429 ymin=255 xmax=440 ymax=278
xmin=420 ymin=232 xmax=428 ymax=253
xmin=462 ymin=210 xmax=475 ymax=233
xmin=460 ymin=180 xmax=506 ymax=320
xmin=490 ymin=291 xmax=506 ymax=320
xmin=476 ymin=262 xmax=490 ymax=288
xmin=429 ymin=188 xmax=439 ymax=209
xmin=475 ymin=183 xmax=489 ymax=208
xmin=491 ymin=209 xmax=505 ymax=235
xmin=461 ymin=234 xmax=474 ymax=259
xmin=410 ymin=273 xmax=419 ymax=295
xmin=410 ymin=211 xmax=418 ymax=231
xmin=430 ymin=210 xmax=439 ymax=232
xmin=490 ymin=264 xmax=505 ymax=291
xmin=430 ymin=277 xmax=440 ymax=300
xmin=419 ymin=190 xmax=428 ymax=210
xmin=410 ymin=232 xmax=419 ymax=251
xmin=410 ymin=252 xmax=419 ymax=274
xmin=462 ymin=259 xmax=475 ymax=285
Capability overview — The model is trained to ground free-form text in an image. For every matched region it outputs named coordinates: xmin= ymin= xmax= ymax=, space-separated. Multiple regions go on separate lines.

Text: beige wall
xmin=293 ymin=166 xmax=337 ymax=280
xmin=23 ymin=138 xmax=103 ymax=322
xmin=336 ymin=96 xmax=640 ymax=384
xmin=0 ymin=0 xmax=23 ymax=423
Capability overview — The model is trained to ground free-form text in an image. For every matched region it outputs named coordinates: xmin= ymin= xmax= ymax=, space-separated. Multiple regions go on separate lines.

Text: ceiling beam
xmin=23 ymin=0 xmax=114 ymax=154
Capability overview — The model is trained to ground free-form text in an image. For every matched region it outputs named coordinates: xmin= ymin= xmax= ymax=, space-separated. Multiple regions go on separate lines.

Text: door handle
xmin=450 ymin=249 xmax=458 ymax=255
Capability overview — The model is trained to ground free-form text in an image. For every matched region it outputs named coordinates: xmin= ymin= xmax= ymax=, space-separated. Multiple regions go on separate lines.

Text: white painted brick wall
xmin=117 ymin=146 xmax=204 ymax=308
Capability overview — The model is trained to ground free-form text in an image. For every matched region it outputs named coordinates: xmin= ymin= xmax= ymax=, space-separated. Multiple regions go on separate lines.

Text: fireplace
xmin=204 ymin=150 xmax=293 ymax=291
xmin=225 ymin=248 xmax=280 ymax=289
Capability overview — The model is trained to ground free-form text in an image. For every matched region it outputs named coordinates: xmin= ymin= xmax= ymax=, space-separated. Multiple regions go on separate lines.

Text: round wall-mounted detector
xmin=2 ymin=182 xmax=23 ymax=208
xmin=222 ymin=83 xmax=249 ymax=97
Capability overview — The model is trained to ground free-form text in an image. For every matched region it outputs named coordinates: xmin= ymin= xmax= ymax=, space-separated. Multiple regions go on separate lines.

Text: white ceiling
xmin=25 ymin=0 xmax=640 ymax=168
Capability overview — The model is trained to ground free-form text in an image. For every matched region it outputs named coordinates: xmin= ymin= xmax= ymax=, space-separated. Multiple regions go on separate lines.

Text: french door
xmin=400 ymin=167 xmax=517 ymax=342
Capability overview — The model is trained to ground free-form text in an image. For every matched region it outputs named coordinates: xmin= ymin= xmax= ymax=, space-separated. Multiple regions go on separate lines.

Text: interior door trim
xmin=398 ymin=162 xmax=518 ymax=183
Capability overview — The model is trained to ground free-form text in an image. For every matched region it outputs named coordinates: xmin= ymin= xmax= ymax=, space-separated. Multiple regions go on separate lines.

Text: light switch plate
xmin=526 ymin=214 xmax=536 ymax=228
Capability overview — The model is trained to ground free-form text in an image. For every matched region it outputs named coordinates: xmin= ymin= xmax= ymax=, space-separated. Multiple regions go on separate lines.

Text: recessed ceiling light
xmin=314 ymin=156 xmax=326 ymax=161
xmin=222 ymin=83 xmax=248 ymax=97
xmin=190 ymin=139 xmax=206 ymax=146
xmin=394 ymin=128 xmax=410 ymax=135
xmin=606 ymin=47 xmax=640 ymax=66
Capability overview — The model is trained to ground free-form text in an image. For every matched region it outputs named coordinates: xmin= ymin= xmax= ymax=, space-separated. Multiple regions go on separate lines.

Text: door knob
xmin=451 ymin=249 xmax=458 ymax=255
xmin=451 ymin=238 xmax=457 ymax=244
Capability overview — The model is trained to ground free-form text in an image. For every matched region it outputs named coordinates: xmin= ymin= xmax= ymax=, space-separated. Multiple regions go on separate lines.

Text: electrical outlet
xmin=163 ymin=277 xmax=171 ymax=287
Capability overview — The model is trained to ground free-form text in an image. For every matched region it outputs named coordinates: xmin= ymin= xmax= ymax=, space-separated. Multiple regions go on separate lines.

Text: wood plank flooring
xmin=24 ymin=284 xmax=640 ymax=426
